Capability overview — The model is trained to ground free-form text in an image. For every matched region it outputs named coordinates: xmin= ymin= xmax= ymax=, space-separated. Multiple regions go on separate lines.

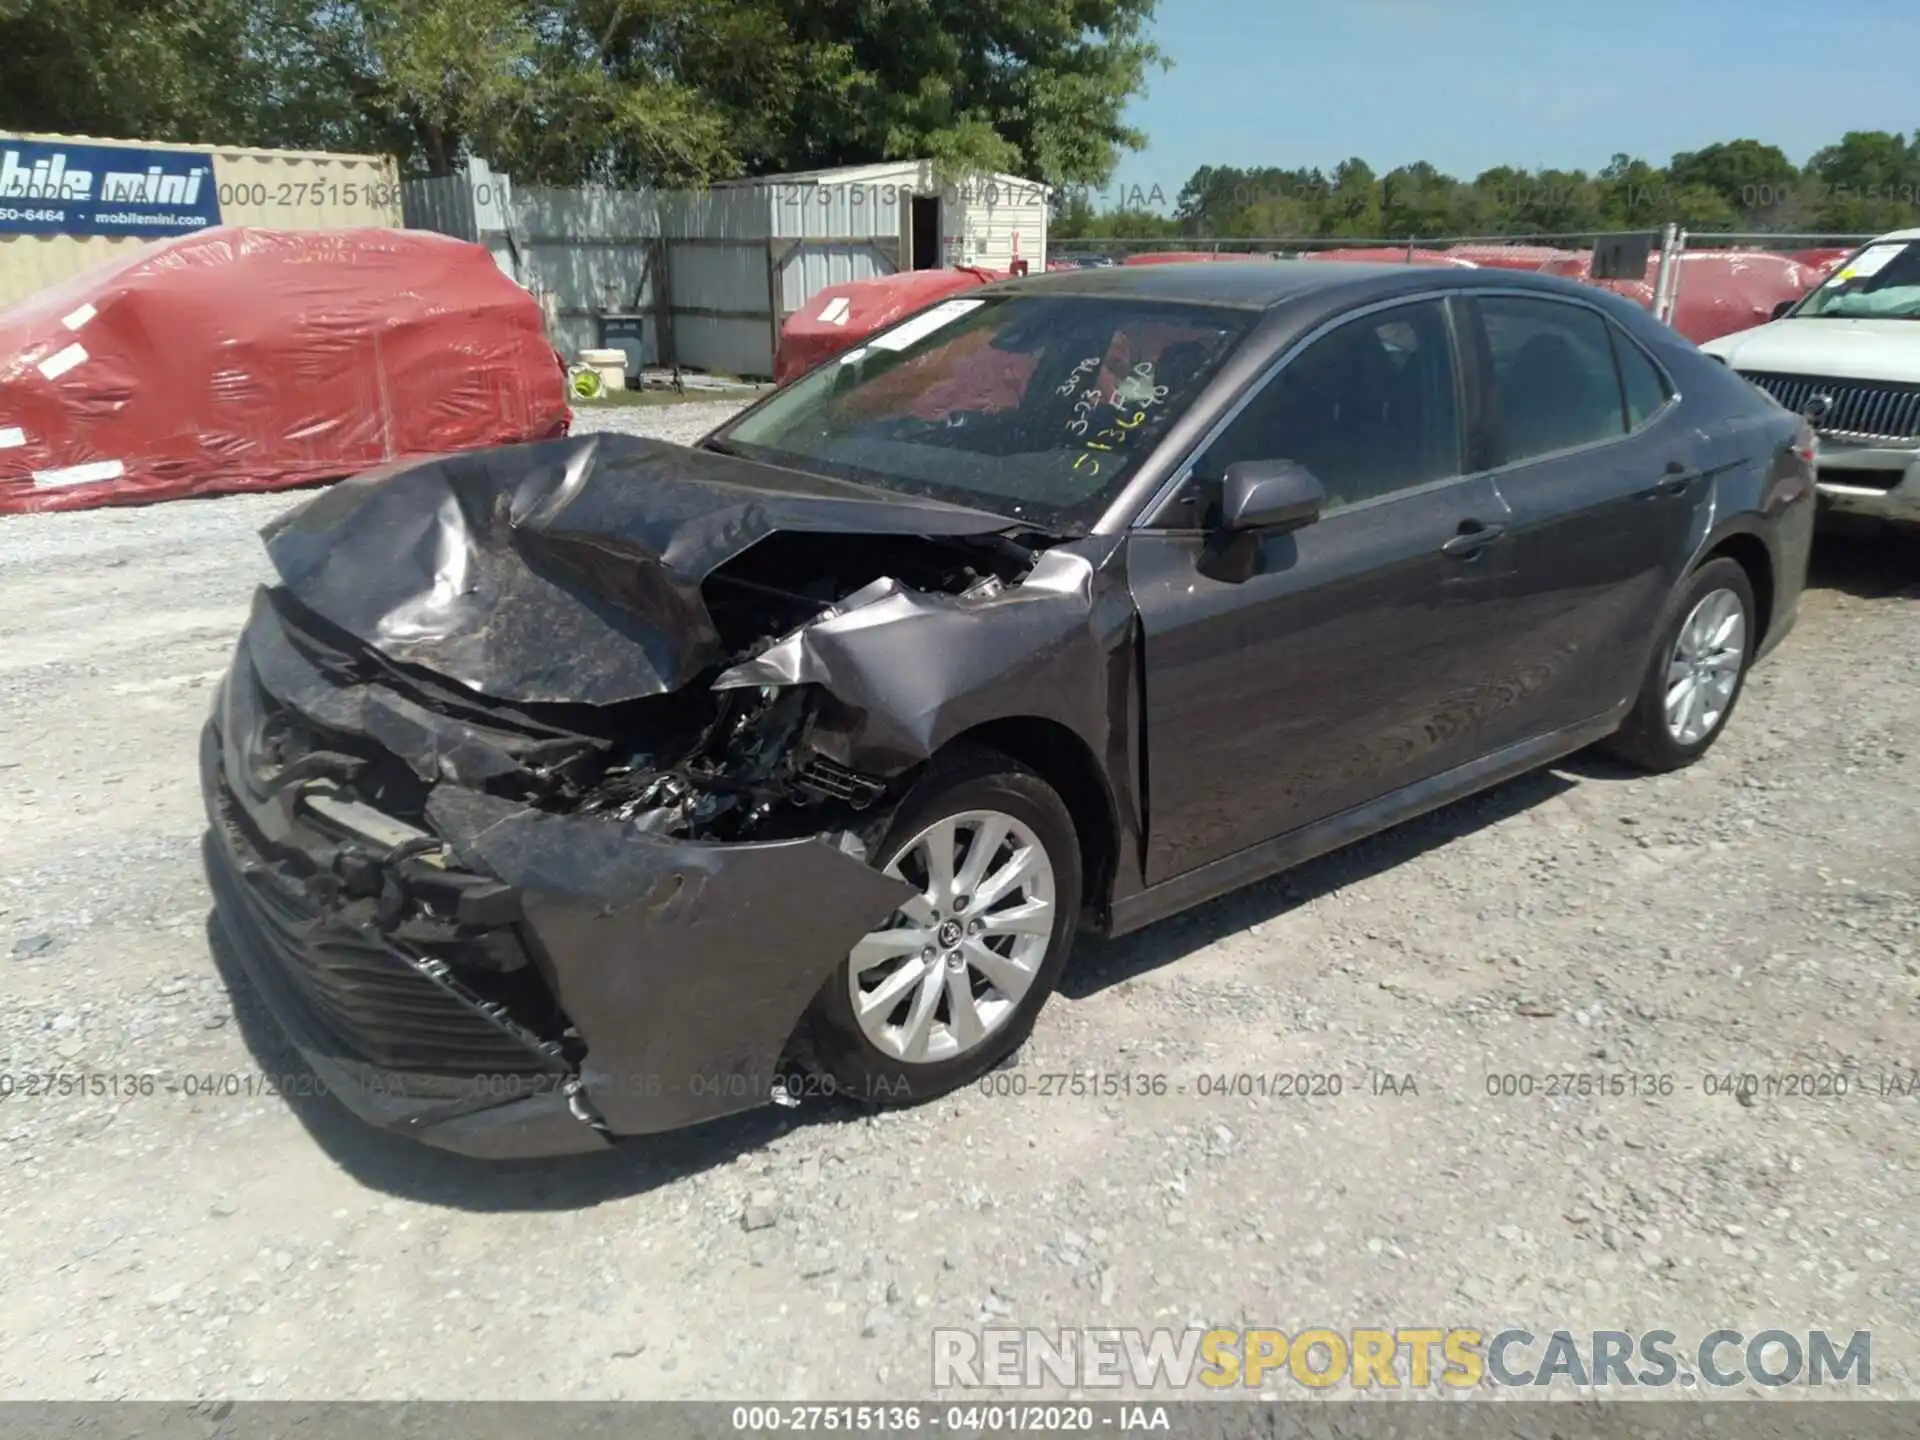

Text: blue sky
xmin=1098 ymin=0 xmax=1919 ymax=208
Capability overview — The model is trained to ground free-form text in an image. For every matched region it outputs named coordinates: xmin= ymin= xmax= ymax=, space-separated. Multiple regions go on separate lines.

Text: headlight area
xmin=199 ymin=587 xmax=918 ymax=1157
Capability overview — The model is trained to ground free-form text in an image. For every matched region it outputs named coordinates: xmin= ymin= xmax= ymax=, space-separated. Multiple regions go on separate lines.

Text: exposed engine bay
xmin=573 ymin=529 xmax=1040 ymax=841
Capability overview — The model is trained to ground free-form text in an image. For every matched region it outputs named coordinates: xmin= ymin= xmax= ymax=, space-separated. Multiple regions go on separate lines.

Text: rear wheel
xmin=808 ymin=746 xmax=1081 ymax=1106
xmin=1602 ymin=557 xmax=1756 ymax=772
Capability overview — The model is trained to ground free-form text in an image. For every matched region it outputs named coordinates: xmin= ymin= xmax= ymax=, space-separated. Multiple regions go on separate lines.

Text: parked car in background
xmin=202 ymin=262 xmax=1815 ymax=1157
xmin=1702 ymin=229 xmax=1920 ymax=525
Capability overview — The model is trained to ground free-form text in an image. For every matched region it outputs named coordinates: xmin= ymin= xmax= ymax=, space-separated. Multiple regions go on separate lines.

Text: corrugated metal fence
xmin=403 ymin=170 xmax=908 ymax=379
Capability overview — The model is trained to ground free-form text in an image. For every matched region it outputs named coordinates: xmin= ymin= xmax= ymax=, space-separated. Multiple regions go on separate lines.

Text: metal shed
xmin=664 ymin=160 xmax=1050 ymax=378
xmin=401 ymin=159 xmax=1049 ymax=381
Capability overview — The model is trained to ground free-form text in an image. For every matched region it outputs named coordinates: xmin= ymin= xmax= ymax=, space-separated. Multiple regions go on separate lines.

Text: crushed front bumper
xmin=199 ymin=590 xmax=912 ymax=1158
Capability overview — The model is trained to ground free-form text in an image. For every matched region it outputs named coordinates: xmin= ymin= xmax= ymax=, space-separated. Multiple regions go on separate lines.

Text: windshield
xmin=711 ymin=293 xmax=1256 ymax=529
xmin=1791 ymin=240 xmax=1920 ymax=319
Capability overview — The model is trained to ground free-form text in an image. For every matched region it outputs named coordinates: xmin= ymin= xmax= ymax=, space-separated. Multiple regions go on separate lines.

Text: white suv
xmin=1701 ymin=229 xmax=1920 ymax=524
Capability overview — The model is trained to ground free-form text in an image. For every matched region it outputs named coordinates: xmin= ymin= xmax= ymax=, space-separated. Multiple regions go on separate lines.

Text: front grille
xmin=210 ymin=767 xmax=567 ymax=1082
xmin=1739 ymin=371 xmax=1920 ymax=444
xmin=796 ymin=757 xmax=886 ymax=808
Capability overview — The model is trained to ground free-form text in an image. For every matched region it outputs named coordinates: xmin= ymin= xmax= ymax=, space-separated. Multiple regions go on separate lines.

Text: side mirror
xmin=1219 ymin=459 xmax=1326 ymax=534
xmin=1770 ymin=298 xmax=1796 ymax=321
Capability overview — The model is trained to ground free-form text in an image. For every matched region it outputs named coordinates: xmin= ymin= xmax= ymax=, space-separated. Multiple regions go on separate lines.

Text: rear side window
xmin=1611 ymin=328 xmax=1671 ymax=429
xmin=1476 ymin=296 xmax=1628 ymax=464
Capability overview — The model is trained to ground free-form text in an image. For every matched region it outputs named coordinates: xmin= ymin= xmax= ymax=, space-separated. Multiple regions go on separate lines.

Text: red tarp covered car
xmin=1440 ymin=244 xmax=1584 ymax=271
xmin=775 ymin=267 xmax=1002 ymax=384
xmin=1539 ymin=249 xmax=1817 ymax=345
xmin=1120 ymin=251 xmax=1247 ymax=265
xmin=0 ymin=226 xmax=568 ymax=515
xmin=1303 ymin=247 xmax=1477 ymax=267
xmin=1787 ymin=247 xmax=1853 ymax=282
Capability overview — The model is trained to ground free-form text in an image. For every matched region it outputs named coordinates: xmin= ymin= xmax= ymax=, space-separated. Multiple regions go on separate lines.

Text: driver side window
xmin=1197 ymin=299 xmax=1464 ymax=514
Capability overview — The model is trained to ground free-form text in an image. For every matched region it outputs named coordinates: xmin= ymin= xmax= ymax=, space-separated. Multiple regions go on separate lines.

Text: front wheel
xmin=806 ymin=746 xmax=1081 ymax=1106
xmin=1602 ymin=557 xmax=1756 ymax=773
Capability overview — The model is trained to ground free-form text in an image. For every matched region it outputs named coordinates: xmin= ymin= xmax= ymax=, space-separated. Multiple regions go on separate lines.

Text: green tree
xmin=1595 ymin=153 xmax=1666 ymax=228
xmin=1172 ymin=165 xmax=1312 ymax=235
xmin=1665 ymin=183 xmax=1741 ymax=230
xmin=3 ymin=0 xmax=1167 ymax=188
xmin=1379 ymin=162 xmax=1465 ymax=238
xmin=249 ymin=0 xmax=743 ymax=183
xmin=1667 ymin=138 xmax=1797 ymax=222
xmin=1322 ymin=157 xmax=1382 ymax=236
xmin=0 ymin=0 xmax=269 ymax=144
xmin=589 ymin=0 xmax=1163 ymax=188
xmin=1803 ymin=129 xmax=1920 ymax=233
xmin=1050 ymin=190 xmax=1179 ymax=241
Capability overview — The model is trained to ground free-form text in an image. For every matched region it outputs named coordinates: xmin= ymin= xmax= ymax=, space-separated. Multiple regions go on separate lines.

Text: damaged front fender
xmin=710 ymin=544 xmax=1144 ymax=894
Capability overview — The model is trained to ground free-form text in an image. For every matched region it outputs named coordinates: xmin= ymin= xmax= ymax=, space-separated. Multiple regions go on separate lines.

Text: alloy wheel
xmin=846 ymin=809 xmax=1056 ymax=1064
xmin=1663 ymin=587 xmax=1747 ymax=746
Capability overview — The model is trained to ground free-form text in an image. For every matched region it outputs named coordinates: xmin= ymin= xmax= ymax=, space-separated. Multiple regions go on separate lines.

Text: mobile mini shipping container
xmin=0 ymin=132 xmax=403 ymax=309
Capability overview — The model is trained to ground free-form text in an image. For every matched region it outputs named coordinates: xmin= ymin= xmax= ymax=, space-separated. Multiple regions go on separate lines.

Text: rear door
xmin=1127 ymin=297 xmax=1523 ymax=884
xmin=1458 ymin=293 xmax=1712 ymax=748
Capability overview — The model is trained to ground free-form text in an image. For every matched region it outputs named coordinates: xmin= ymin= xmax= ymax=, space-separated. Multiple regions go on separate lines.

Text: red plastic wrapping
xmin=1538 ymin=249 xmax=1815 ymax=345
xmin=1119 ymin=251 xmax=1246 ymax=265
xmin=0 ymin=226 xmax=569 ymax=516
xmin=1441 ymin=244 xmax=1583 ymax=271
xmin=1302 ymin=247 xmax=1476 ymax=267
xmin=775 ymin=268 xmax=1001 ymax=384
xmin=1788 ymin=247 xmax=1852 ymax=282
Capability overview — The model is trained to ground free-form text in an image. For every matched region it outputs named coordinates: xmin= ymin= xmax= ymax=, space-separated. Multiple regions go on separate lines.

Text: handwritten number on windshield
xmin=1055 ymin=357 xmax=1101 ymax=397
xmin=1066 ymin=358 xmax=1171 ymax=476
xmin=1065 ymin=385 xmax=1106 ymax=437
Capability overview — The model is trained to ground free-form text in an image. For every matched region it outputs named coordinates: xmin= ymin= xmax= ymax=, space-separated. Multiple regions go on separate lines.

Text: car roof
xmin=977 ymin=259 xmax=1606 ymax=310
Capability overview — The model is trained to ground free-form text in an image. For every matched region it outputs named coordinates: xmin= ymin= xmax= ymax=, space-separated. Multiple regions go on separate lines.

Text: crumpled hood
xmin=1702 ymin=318 xmax=1920 ymax=384
xmin=260 ymin=432 xmax=1016 ymax=705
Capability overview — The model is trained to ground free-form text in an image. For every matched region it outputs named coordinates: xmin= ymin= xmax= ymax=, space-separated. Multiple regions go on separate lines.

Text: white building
xmin=671 ymin=160 xmax=1050 ymax=376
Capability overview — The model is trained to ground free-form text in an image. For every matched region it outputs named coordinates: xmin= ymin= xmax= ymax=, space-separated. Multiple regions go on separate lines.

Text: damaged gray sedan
xmin=202 ymin=263 xmax=1815 ymax=1156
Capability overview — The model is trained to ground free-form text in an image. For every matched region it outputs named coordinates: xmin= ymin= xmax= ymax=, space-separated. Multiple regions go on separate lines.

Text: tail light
xmin=1791 ymin=422 xmax=1817 ymax=467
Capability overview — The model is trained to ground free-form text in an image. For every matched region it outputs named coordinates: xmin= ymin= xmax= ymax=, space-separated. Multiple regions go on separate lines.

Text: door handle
xmin=1641 ymin=461 xmax=1699 ymax=498
xmin=1441 ymin=519 xmax=1506 ymax=557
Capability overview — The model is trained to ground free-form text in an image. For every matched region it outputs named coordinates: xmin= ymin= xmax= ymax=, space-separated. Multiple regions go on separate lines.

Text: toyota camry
xmin=201 ymin=262 xmax=1816 ymax=1157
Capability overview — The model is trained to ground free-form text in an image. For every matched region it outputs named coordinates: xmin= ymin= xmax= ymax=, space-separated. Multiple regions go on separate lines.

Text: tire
xmin=1601 ymin=557 xmax=1757 ymax=773
xmin=806 ymin=744 xmax=1081 ymax=1107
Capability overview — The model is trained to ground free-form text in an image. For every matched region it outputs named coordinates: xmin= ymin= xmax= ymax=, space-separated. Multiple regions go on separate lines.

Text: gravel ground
xmin=1 ymin=403 xmax=1915 ymax=1402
